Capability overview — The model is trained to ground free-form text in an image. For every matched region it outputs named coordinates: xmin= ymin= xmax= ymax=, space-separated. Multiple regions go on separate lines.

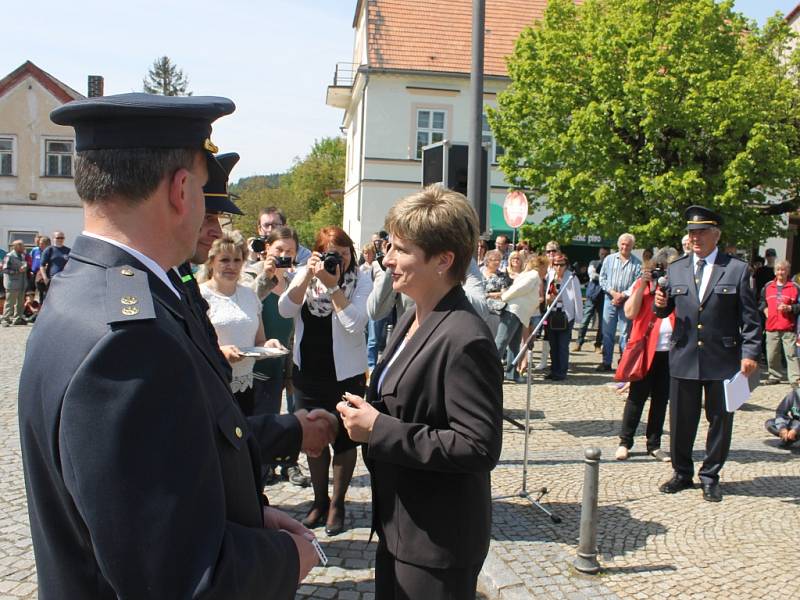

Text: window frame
xmin=482 ymin=113 xmax=505 ymax=165
xmin=410 ymin=104 xmax=451 ymax=160
xmin=42 ymin=136 xmax=75 ymax=178
xmin=0 ymin=134 xmax=17 ymax=176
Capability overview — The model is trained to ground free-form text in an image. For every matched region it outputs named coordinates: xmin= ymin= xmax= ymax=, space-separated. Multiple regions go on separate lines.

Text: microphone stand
xmin=492 ymin=272 xmax=576 ymax=524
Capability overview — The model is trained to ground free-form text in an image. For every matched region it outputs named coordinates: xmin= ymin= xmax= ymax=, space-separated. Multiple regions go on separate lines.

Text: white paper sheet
xmin=724 ymin=371 xmax=751 ymax=413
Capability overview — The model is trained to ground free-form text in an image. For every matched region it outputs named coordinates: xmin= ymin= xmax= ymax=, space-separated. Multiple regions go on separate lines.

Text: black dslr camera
xmin=250 ymin=236 xmax=267 ymax=254
xmin=650 ymin=264 xmax=666 ymax=282
xmin=322 ymin=251 xmax=343 ymax=275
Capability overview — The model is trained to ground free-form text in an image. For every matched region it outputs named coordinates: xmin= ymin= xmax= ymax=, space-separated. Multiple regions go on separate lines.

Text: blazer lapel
xmin=687 ymin=254 xmax=701 ymax=301
xmin=374 ymin=286 xmax=463 ymax=400
xmin=367 ymin=309 xmax=414 ymax=402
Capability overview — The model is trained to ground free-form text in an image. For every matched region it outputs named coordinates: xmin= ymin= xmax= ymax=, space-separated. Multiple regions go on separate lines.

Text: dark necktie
xmin=695 ymin=259 xmax=706 ymax=299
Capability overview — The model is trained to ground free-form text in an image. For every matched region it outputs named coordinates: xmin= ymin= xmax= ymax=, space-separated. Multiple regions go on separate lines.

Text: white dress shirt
xmin=693 ymin=247 xmax=718 ymax=300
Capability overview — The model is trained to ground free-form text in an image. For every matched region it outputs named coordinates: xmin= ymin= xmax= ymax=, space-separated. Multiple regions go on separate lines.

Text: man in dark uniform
xmin=18 ymin=93 xmax=322 ymax=599
xmin=654 ymin=205 xmax=761 ymax=502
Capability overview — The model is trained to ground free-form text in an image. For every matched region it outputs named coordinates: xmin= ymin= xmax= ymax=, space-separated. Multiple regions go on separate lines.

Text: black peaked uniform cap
xmin=684 ymin=205 xmax=723 ymax=230
xmin=204 ymin=152 xmax=243 ymax=215
xmin=50 ymin=92 xmax=235 ymax=186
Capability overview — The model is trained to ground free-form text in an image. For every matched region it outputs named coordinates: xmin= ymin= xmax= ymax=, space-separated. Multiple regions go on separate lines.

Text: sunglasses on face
xmin=546 ymin=249 xmax=558 ymax=253
xmin=554 ymin=262 xmax=567 ymax=266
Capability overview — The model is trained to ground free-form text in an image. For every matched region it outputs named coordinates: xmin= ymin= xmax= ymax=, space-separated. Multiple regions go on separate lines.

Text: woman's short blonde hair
xmin=204 ymin=230 xmax=246 ymax=279
xmin=385 ymin=184 xmax=479 ymax=282
xmin=525 ymin=254 xmax=549 ymax=272
xmin=485 ymin=249 xmax=502 ymax=262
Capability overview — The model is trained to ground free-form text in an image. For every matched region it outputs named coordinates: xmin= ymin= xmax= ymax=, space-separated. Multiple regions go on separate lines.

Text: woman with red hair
xmin=278 ymin=226 xmax=372 ymax=536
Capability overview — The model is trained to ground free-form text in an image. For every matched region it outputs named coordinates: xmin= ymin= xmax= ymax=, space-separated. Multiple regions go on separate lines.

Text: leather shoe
xmin=659 ymin=475 xmax=694 ymax=494
xmin=595 ymin=363 xmax=612 ymax=372
xmin=701 ymin=483 xmax=722 ymax=502
xmin=325 ymin=504 xmax=345 ymax=536
xmin=301 ymin=501 xmax=329 ymax=528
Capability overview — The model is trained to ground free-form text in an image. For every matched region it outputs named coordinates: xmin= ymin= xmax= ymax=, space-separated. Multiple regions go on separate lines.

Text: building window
xmin=482 ymin=114 xmax=505 ymax=164
xmin=0 ymin=136 xmax=14 ymax=176
xmin=45 ymin=139 xmax=74 ymax=177
xmin=416 ymin=109 xmax=446 ymax=158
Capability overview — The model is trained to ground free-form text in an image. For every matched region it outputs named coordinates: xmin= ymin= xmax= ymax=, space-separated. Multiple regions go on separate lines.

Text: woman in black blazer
xmin=338 ymin=185 xmax=503 ymax=600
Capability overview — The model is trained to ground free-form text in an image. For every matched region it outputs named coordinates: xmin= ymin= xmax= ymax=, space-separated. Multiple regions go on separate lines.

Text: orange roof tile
xmin=364 ymin=0 xmax=577 ymax=77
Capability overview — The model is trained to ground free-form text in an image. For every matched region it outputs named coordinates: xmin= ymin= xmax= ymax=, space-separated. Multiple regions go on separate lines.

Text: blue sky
xmin=1 ymin=1 xmax=797 ymax=179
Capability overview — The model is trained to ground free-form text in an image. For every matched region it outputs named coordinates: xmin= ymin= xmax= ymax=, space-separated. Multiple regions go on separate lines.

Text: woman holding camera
xmin=337 ymin=186 xmax=503 ymax=600
xmin=544 ymin=253 xmax=583 ymax=381
xmin=278 ymin=226 xmax=372 ymax=535
xmin=614 ymin=247 xmax=678 ymax=462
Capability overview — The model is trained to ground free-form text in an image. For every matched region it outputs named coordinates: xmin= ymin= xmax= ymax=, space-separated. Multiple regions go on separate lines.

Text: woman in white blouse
xmin=200 ymin=231 xmax=284 ymax=417
xmin=278 ymin=226 xmax=372 ymax=536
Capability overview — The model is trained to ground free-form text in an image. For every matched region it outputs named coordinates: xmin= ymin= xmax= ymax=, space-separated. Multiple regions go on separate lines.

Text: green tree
xmin=489 ymin=0 xmax=800 ymax=249
xmin=143 ymin=56 xmax=192 ymax=96
xmin=227 ymin=137 xmax=346 ymax=247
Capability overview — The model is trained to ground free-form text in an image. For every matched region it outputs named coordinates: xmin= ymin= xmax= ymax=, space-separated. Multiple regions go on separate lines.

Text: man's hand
xmin=740 ymin=358 xmax=758 ymax=377
xmin=295 ymin=409 xmax=337 ymax=457
xmin=654 ymin=287 xmax=668 ymax=308
xmin=286 ymin=532 xmax=319 ymax=582
xmin=263 ymin=339 xmax=288 ymax=351
xmin=220 ymin=345 xmax=244 ymax=363
xmin=336 ymin=393 xmax=379 ymax=444
xmin=779 ymin=428 xmax=789 ymax=442
xmin=263 ymin=506 xmax=311 ymax=536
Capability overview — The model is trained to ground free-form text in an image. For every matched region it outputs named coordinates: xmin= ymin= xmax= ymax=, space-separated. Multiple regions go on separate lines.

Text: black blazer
xmin=19 ymin=235 xmax=300 ymax=599
xmin=364 ymin=285 xmax=503 ymax=569
xmin=654 ymin=250 xmax=761 ymax=380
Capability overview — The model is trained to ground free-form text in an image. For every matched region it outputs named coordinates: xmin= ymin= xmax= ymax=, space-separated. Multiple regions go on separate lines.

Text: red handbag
xmin=614 ymin=319 xmax=655 ymax=383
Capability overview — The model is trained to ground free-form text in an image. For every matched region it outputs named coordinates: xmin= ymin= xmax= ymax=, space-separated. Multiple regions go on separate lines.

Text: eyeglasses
xmin=55 ymin=237 xmax=65 ymax=240
xmin=546 ymin=249 xmax=558 ymax=253
xmin=554 ymin=262 xmax=567 ymax=267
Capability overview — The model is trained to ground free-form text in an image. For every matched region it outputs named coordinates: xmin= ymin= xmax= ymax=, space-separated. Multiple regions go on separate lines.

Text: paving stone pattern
xmin=1 ymin=325 xmax=798 ymax=599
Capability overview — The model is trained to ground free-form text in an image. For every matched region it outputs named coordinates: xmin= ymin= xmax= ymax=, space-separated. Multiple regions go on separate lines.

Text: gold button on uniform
xmin=121 ymin=296 xmax=138 ymax=305
xmin=120 ymin=268 xmax=135 ymax=277
xmin=121 ymin=306 xmax=139 ymax=316
xmin=697 ymin=324 xmax=703 ymax=330
xmin=235 ymin=427 xmax=243 ymax=439
xmin=698 ymin=340 xmax=704 ymax=347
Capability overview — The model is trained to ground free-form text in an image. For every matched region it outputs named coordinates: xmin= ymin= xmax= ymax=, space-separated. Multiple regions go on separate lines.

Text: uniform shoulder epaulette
xmin=105 ymin=265 xmax=156 ymax=324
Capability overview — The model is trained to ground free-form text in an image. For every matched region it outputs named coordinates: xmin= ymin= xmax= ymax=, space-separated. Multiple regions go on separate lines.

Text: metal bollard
xmin=574 ymin=447 xmax=602 ymax=574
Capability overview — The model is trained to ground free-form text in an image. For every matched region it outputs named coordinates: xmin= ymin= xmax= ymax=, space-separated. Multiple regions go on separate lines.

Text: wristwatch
xmin=325 ymin=283 xmax=340 ymax=295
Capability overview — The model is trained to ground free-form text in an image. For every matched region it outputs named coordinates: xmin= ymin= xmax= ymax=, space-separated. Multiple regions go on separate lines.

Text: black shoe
xmin=701 ymin=483 xmax=722 ymax=502
xmin=325 ymin=504 xmax=345 ymax=536
xmin=763 ymin=378 xmax=781 ymax=386
xmin=283 ymin=464 xmax=311 ymax=488
xmin=301 ymin=501 xmax=329 ymax=528
xmin=595 ymin=363 xmax=612 ymax=372
xmin=659 ymin=475 xmax=694 ymax=494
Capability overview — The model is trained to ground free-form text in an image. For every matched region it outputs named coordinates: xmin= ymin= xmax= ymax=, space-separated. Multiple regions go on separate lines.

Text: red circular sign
xmin=503 ymin=191 xmax=528 ymax=229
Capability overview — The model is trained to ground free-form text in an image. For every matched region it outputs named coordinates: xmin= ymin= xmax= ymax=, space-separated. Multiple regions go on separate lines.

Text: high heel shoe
xmin=301 ymin=501 xmax=329 ymax=528
xmin=325 ymin=503 xmax=346 ymax=536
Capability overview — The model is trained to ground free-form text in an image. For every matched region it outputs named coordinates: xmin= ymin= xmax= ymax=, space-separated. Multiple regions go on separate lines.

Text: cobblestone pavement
xmin=2 ymin=324 xmax=798 ymax=599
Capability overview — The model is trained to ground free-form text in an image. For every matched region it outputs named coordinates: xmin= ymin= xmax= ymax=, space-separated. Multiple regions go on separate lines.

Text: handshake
xmin=294 ymin=409 xmax=339 ymax=457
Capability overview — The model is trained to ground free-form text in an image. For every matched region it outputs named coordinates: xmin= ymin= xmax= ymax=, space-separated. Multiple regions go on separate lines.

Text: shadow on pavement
xmin=549 ymin=419 xmax=622 ymax=438
xmin=722 ymin=475 xmax=800 ymax=504
xmin=491 ymin=500 xmax=667 ymax=559
xmin=726 ymin=447 xmax=800 ymax=464
xmin=601 ymin=563 xmax=677 ymax=575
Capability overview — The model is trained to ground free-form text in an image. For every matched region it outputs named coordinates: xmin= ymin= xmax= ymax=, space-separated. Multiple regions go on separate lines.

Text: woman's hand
xmin=313 ymin=259 xmax=340 ymax=289
xmin=263 ymin=339 xmax=288 ymax=352
xmin=336 ymin=393 xmax=379 ymax=443
xmin=261 ymin=256 xmax=278 ymax=281
xmin=641 ymin=268 xmax=653 ymax=283
xmin=220 ymin=345 xmax=244 ymax=363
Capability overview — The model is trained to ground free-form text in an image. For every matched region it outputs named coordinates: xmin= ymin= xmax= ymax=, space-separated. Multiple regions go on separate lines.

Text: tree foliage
xmin=143 ymin=56 xmax=192 ymax=96
xmin=229 ymin=137 xmax=346 ymax=247
xmin=489 ymin=0 xmax=800 ymax=249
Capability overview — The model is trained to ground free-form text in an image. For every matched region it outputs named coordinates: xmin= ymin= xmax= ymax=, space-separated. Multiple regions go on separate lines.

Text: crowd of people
xmin=11 ymin=91 xmax=799 ymax=600
xmin=0 ymin=232 xmax=69 ymax=326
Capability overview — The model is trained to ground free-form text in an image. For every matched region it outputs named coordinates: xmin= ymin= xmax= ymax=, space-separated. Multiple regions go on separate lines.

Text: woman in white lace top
xmin=200 ymin=231 xmax=284 ymax=416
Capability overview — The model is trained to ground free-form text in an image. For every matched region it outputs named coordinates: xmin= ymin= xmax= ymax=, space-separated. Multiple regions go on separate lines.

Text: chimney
xmin=87 ymin=75 xmax=104 ymax=97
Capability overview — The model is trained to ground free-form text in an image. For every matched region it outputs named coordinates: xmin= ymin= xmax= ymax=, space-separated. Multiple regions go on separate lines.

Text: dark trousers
xmin=375 ymin=541 xmax=482 ymax=600
xmin=233 ymin=386 xmax=255 ymax=417
xmin=619 ymin=351 xmax=669 ymax=451
xmin=669 ymin=377 xmax=734 ymax=485
xmin=495 ymin=310 xmax=523 ymax=376
xmin=547 ymin=320 xmax=574 ymax=379
xmin=577 ymin=294 xmax=604 ymax=347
